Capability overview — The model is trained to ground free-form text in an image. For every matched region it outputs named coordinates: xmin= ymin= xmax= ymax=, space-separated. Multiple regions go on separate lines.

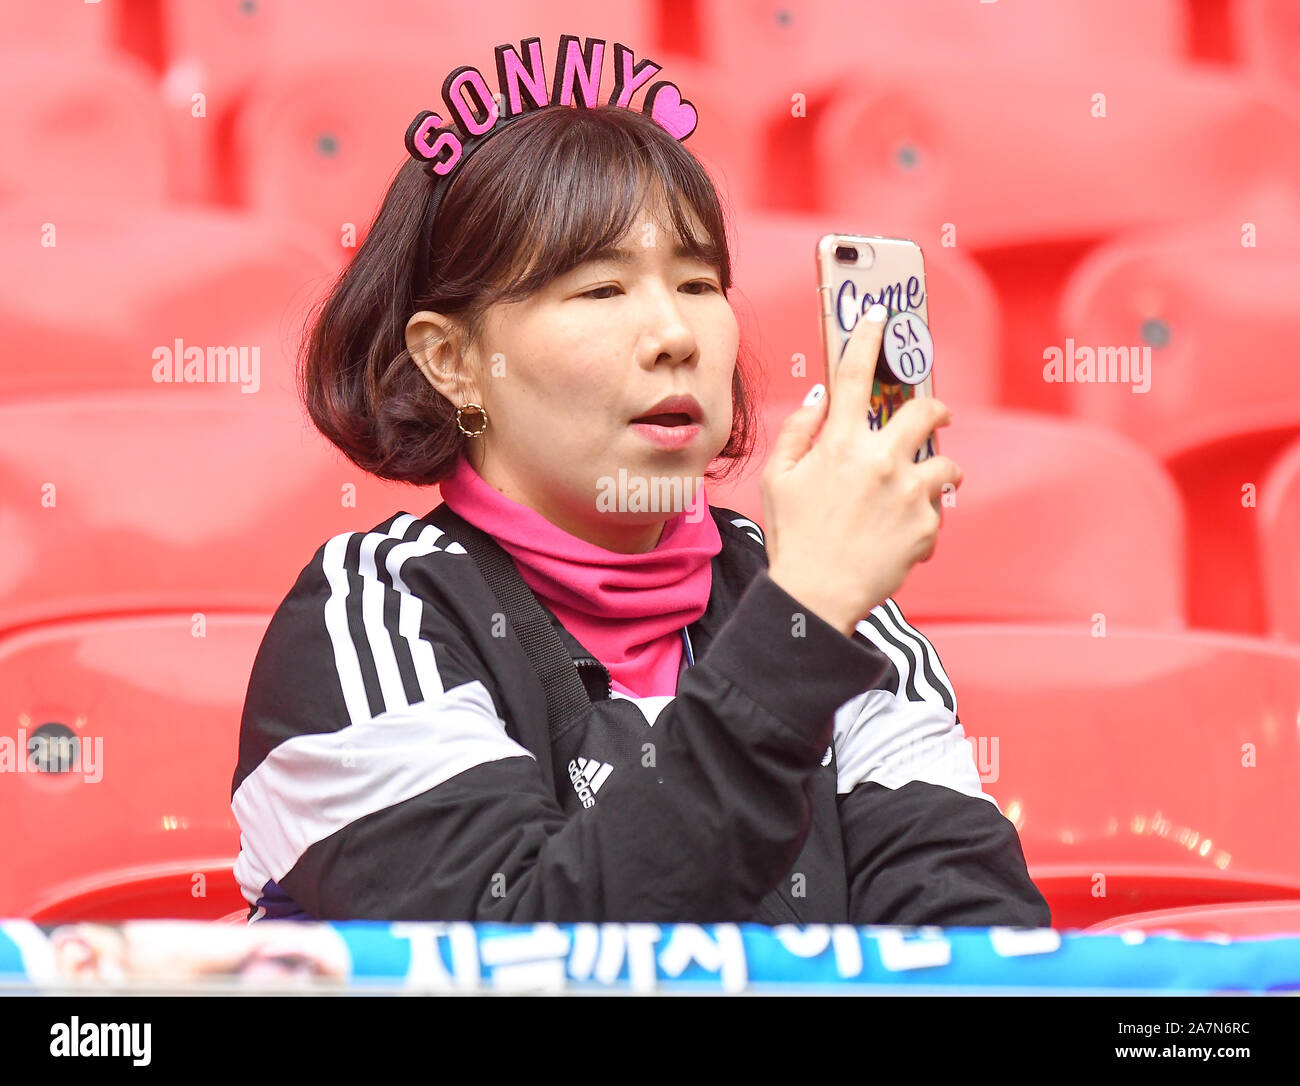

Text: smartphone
xmin=815 ymin=234 xmax=938 ymax=463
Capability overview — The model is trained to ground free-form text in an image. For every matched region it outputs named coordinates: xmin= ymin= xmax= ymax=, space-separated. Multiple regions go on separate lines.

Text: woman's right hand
xmin=760 ymin=303 xmax=963 ymax=638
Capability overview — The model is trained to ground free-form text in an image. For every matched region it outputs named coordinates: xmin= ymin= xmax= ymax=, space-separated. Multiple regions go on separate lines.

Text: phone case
xmin=815 ymin=233 xmax=938 ymax=462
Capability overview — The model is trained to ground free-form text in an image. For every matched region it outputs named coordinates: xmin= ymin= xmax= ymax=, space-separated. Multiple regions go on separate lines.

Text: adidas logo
xmin=568 ymin=756 xmax=613 ymax=809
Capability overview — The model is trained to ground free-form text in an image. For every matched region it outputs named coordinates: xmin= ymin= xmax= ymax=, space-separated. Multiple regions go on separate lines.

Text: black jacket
xmin=231 ymin=501 xmax=1050 ymax=927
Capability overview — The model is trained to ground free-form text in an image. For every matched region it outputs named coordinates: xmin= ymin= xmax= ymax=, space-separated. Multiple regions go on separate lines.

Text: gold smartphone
xmin=815 ymin=233 xmax=938 ymax=463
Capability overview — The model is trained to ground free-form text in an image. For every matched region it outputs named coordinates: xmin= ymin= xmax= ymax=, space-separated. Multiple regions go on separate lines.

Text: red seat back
xmin=0 ymin=53 xmax=164 ymax=204
xmin=0 ymin=395 xmax=433 ymax=632
xmin=0 ymin=614 xmax=266 ymax=921
xmin=0 ymin=200 xmax=331 ymax=400
xmin=710 ymin=408 xmax=1187 ymax=629
xmin=1258 ymin=434 xmax=1300 ymax=642
xmin=923 ymin=622 xmax=1300 ymax=930
xmin=815 ymin=63 xmax=1300 ymax=250
xmin=1086 ymin=899 xmax=1300 ymax=938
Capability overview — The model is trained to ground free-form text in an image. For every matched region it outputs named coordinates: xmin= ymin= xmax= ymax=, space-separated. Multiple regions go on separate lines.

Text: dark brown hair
xmin=298 ymin=103 xmax=760 ymax=486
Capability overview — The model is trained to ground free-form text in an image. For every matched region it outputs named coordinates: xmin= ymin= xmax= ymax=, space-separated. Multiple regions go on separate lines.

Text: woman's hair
xmin=298 ymin=103 xmax=761 ymax=486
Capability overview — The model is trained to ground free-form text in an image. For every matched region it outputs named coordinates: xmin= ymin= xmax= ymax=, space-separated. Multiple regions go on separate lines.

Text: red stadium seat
xmin=0 ymin=0 xmax=115 ymax=58
xmin=26 ymin=863 xmax=247 ymax=926
xmin=708 ymin=407 xmax=1187 ymax=629
xmin=1058 ymin=218 xmax=1300 ymax=461
xmin=895 ymin=408 xmax=1185 ymax=628
xmin=1233 ymin=0 xmax=1300 ymax=92
xmin=728 ymin=211 xmax=999 ymax=413
xmin=0 ymin=51 xmax=167 ymax=204
xmin=0 ymin=614 xmax=266 ymax=922
xmin=1259 ymin=434 xmax=1300 ymax=643
xmin=967 ymin=238 xmax=1100 ymax=414
xmin=230 ymin=53 xmax=507 ymax=260
xmin=1170 ymin=428 xmax=1300 ymax=635
xmin=1085 ymin=900 xmax=1300 ymax=938
xmin=923 ymin=623 xmax=1300 ymax=931
xmin=697 ymin=0 xmax=1185 ymax=113
xmin=0 ymin=394 xmax=435 ymax=633
xmin=0 ymin=198 xmax=332 ymax=401
xmin=1058 ymin=217 xmax=1300 ymax=633
xmin=811 ymin=60 xmax=1300 ymax=252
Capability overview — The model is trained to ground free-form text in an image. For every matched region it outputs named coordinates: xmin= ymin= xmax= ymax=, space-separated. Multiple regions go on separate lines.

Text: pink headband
xmin=404 ymin=34 xmax=699 ymax=189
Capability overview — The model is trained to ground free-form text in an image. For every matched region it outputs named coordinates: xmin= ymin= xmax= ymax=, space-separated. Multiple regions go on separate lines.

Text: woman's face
xmin=410 ymin=191 xmax=739 ymax=554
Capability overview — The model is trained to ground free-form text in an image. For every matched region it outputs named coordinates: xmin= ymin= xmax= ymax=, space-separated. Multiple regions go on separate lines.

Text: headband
xmin=405 ymin=34 xmax=699 ymax=223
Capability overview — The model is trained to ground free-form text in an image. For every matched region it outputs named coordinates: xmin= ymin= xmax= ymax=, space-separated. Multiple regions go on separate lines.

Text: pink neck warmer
xmin=436 ymin=451 xmax=722 ymax=698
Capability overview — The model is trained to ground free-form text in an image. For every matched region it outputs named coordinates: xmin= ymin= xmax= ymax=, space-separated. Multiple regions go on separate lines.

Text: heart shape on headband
xmin=646 ymin=82 xmax=698 ymax=141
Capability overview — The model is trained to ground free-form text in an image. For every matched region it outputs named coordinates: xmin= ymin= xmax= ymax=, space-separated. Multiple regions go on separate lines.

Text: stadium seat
xmin=897 ymin=408 xmax=1185 ymax=627
xmin=727 ymin=211 xmax=999 ymax=413
xmin=0 ymin=394 xmax=435 ymax=633
xmin=0 ymin=614 xmax=266 ymax=922
xmin=0 ymin=198 xmax=332 ymax=401
xmin=0 ymin=0 xmax=116 ymax=59
xmin=0 ymin=51 xmax=167 ymax=204
xmin=1259 ymin=434 xmax=1300 ymax=643
xmin=708 ymin=407 xmax=1187 ymax=629
xmin=1085 ymin=899 xmax=1300 ymax=938
xmin=968 ymin=238 xmax=1100 ymax=414
xmin=26 ymin=863 xmax=247 ymax=926
xmin=1232 ymin=0 xmax=1300 ymax=91
xmin=697 ymin=0 xmax=1186 ymax=113
xmin=1167 ymin=428 xmax=1300 ymax=635
xmin=1057 ymin=217 xmax=1300 ymax=461
xmin=811 ymin=60 xmax=1300 ymax=251
xmin=1059 ymin=217 xmax=1300 ymax=633
xmin=921 ymin=622 xmax=1300 ymax=931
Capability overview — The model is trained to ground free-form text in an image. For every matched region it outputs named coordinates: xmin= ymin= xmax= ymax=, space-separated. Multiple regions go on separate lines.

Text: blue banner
xmin=2 ymin=920 xmax=1298 ymax=993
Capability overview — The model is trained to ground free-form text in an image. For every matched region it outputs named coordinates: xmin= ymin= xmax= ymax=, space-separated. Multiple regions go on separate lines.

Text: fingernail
xmin=866 ymin=303 xmax=888 ymax=324
xmin=803 ymin=382 xmax=825 ymax=406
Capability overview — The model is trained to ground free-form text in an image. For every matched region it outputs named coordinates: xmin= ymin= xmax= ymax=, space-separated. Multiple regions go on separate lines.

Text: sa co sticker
xmin=881 ymin=311 xmax=934 ymax=386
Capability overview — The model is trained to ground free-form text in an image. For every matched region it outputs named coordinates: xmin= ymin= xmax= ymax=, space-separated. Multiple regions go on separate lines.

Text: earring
xmin=455 ymin=402 xmax=489 ymax=437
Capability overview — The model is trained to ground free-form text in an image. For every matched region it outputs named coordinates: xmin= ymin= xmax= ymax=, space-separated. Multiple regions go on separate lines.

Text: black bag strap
xmin=426 ymin=501 xmax=593 ymax=742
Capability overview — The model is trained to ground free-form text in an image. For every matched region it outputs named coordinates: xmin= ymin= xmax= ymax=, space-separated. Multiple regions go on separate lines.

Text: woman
xmin=230 ymin=101 xmax=1050 ymax=928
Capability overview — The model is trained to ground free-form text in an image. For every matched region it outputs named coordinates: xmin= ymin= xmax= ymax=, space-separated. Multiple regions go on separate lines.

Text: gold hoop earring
xmin=455 ymin=402 xmax=489 ymax=437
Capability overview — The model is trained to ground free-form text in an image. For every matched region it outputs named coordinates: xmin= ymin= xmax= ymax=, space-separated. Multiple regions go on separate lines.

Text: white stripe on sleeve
xmin=232 ymin=679 xmax=534 ymax=893
xmin=832 ymin=687 xmax=997 ymax=806
xmin=322 ymin=518 xmax=468 ymax=724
